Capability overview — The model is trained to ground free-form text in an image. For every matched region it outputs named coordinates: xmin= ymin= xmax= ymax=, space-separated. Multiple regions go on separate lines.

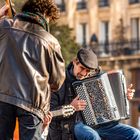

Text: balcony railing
xmin=77 ymin=1 xmax=87 ymax=10
xmin=57 ymin=4 xmax=65 ymax=12
xmin=129 ymin=0 xmax=140 ymax=4
xmin=98 ymin=0 xmax=109 ymax=7
xmin=91 ymin=39 xmax=140 ymax=57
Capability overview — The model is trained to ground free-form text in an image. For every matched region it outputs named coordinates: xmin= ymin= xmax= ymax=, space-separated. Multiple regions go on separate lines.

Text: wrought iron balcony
xmin=77 ymin=1 xmax=87 ymax=10
xmin=90 ymin=39 xmax=140 ymax=57
xmin=129 ymin=0 xmax=140 ymax=4
xmin=57 ymin=4 xmax=66 ymax=12
xmin=98 ymin=0 xmax=109 ymax=7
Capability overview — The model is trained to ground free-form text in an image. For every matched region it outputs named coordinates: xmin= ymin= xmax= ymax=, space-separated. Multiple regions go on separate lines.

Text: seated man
xmin=48 ymin=47 xmax=140 ymax=140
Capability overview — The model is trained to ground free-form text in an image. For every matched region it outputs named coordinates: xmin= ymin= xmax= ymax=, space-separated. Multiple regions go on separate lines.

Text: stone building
xmin=55 ymin=0 xmax=140 ymax=128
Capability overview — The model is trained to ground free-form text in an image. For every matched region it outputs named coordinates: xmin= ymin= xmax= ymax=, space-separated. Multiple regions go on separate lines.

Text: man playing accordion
xmin=48 ymin=47 xmax=140 ymax=140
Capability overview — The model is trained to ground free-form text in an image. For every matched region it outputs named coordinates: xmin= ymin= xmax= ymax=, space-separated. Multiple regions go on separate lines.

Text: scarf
xmin=15 ymin=12 xmax=49 ymax=32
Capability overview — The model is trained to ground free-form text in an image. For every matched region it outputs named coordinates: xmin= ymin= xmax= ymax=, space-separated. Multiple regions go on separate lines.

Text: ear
xmin=72 ymin=59 xmax=75 ymax=65
xmin=73 ymin=58 xmax=78 ymax=65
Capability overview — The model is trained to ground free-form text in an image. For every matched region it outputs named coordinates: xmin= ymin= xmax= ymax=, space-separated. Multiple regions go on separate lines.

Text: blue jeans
xmin=74 ymin=122 xmax=140 ymax=140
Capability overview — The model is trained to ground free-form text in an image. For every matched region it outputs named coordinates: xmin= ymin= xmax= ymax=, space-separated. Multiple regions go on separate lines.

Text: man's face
xmin=73 ymin=59 xmax=91 ymax=80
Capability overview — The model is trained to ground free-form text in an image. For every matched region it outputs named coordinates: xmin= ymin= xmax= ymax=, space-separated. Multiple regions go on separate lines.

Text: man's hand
xmin=43 ymin=111 xmax=52 ymax=130
xmin=127 ymin=84 xmax=135 ymax=100
xmin=70 ymin=95 xmax=86 ymax=111
xmin=0 ymin=4 xmax=9 ymax=18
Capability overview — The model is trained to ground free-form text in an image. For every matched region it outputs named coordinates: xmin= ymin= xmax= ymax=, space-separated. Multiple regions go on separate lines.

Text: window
xmin=98 ymin=0 xmax=109 ymax=7
xmin=54 ymin=0 xmax=62 ymax=5
xmin=77 ymin=0 xmax=87 ymax=10
xmin=99 ymin=21 xmax=109 ymax=55
xmin=76 ymin=23 xmax=89 ymax=47
xmin=131 ymin=18 xmax=140 ymax=52
xmin=129 ymin=0 xmax=140 ymax=4
xmin=131 ymin=18 xmax=139 ymax=40
xmin=54 ymin=0 xmax=65 ymax=12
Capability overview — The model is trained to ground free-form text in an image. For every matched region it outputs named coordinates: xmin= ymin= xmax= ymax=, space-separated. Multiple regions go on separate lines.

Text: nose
xmin=80 ymin=69 xmax=88 ymax=77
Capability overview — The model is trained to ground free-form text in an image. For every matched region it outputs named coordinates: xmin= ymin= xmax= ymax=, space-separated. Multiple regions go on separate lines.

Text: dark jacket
xmin=0 ymin=15 xmax=65 ymax=120
xmin=48 ymin=62 xmax=82 ymax=140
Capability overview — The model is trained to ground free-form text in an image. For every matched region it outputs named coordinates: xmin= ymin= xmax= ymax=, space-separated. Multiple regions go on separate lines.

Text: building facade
xmin=55 ymin=0 xmax=140 ymax=128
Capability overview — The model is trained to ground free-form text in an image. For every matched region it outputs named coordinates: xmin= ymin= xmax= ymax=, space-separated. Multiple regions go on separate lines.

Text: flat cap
xmin=77 ymin=47 xmax=98 ymax=69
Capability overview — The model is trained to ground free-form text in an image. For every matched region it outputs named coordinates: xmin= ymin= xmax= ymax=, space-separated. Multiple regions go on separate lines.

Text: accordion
xmin=72 ymin=70 xmax=129 ymax=128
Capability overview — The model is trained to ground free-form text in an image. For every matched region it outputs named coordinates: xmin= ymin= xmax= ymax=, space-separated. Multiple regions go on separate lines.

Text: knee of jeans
xmin=127 ymin=127 xmax=140 ymax=140
xmin=133 ymin=128 xmax=140 ymax=139
xmin=87 ymin=132 xmax=101 ymax=140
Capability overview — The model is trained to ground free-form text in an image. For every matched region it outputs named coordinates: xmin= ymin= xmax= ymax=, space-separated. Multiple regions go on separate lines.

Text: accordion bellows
xmin=72 ymin=70 xmax=129 ymax=128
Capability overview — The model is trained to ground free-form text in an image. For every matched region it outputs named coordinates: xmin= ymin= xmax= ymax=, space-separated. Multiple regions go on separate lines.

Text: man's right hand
xmin=0 ymin=4 xmax=9 ymax=18
xmin=70 ymin=95 xmax=86 ymax=111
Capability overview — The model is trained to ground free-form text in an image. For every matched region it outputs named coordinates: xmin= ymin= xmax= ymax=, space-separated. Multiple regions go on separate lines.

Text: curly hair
xmin=21 ymin=0 xmax=60 ymax=21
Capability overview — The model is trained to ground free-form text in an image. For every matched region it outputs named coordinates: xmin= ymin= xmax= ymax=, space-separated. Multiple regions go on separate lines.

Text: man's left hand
xmin=127 ymin=84 xmax=135 ymax=100
xmin=43 ymin=111 xmax=52 ymax=130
